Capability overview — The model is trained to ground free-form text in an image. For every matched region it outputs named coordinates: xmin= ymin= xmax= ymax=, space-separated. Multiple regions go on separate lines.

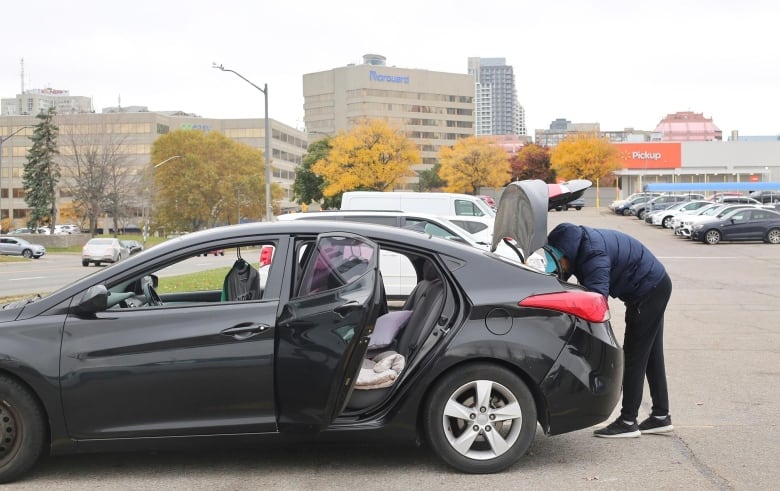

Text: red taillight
xmin=519 ymin=291 xmax=610 ymax=323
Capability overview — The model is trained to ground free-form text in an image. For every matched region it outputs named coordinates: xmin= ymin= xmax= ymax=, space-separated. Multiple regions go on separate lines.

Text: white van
xmin=340 ymin=191 xmax=495 ymax=219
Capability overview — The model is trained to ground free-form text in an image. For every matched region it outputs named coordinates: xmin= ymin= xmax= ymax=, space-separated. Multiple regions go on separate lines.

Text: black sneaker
xmin=639 ymin=414 xmax=674 ymax=434
xmin=593 ymin=419 xmax=641 ymax=438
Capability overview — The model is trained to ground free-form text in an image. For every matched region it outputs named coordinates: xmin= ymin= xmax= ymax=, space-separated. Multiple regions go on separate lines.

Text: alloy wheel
xmin=767 ymin=228 xmax=780 ymax=244
xmin=704 ymin=229 xmax=721 ymax=245
xmin=441 ymin=379 xmax=523 ymax=460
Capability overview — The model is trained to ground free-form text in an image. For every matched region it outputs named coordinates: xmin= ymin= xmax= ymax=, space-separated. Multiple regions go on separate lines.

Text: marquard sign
xmin=616 ymin=143 xmax=682 ymax=169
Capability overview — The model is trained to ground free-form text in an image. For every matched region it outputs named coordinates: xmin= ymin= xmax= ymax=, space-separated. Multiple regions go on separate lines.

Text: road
xmin=4 ymin=208 xmax=780 ymax=489
xmin=0 ymin=253 xmax=238 ymax=299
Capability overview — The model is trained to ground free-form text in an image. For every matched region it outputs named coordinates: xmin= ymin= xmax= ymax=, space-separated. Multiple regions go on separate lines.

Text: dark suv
xmin=749 ymin=190 xmax=780 ymax=204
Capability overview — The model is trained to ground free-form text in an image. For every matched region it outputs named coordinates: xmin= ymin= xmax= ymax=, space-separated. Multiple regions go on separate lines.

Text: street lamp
xmin=143 ymin=155 xmax=182 ymax=245
xmin=0 ymin=126 xmax=34 ymax=230
xmin=212 ymin=63 xmax=273 ymax=221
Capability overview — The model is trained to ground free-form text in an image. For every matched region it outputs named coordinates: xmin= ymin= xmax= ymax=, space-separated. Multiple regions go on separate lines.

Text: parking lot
xmin=5 ymin=206 xmax=779 ymax=490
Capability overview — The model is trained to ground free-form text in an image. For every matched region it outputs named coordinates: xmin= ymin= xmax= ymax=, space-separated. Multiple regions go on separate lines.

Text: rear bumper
xmin=539 ymin=321 xmax=623 ymax=435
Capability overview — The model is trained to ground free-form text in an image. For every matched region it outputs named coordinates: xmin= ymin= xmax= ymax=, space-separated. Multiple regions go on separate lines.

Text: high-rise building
xmin=302 ymin=54 xmax=475 ymax=186
xmin=467 ymin=57 xmax=526 ymax=137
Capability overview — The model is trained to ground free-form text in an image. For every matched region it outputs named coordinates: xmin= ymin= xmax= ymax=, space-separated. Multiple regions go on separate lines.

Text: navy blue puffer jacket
xmin=547 ymin=223 xmax=666 ymax=303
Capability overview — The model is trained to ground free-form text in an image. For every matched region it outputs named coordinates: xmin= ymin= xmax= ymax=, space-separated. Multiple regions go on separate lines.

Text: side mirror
xmin=75 ymin=285 xmax=108 ymax=314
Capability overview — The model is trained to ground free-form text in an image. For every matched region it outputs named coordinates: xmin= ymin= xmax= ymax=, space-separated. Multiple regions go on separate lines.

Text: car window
xmin=454 ymin=200 xmax=485 ymax=217
xmin=297 ymin=236 xmax=376 ymax=297
xmin=449 ymin=220 xmax=489 ymax=234
xmin=104 ymin=241 xmax=280 ymax=309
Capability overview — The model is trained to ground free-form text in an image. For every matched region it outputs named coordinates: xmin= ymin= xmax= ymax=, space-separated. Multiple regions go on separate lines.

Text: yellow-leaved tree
xmin=312 ymin=119 xmax=419 ymax=197
xmin=151 ymin=130 xmax=282 ymax=232
xmin=550 ymin=134 xmax=621 ymax=206
xmin=438 ymin=136 xmax=511 ymax=194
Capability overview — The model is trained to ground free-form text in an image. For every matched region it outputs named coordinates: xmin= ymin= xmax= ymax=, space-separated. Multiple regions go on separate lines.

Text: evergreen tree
xmin=23 ymin=107 xmax=60 ymax=230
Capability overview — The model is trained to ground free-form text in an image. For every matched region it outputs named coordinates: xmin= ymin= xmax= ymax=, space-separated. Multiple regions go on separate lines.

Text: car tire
xmin=82 ymin=260 xmax=89 ymax=267
xmin=766 ymin=228 xmax=780 ymax=244
xmin=0 ymin=375 xmax=46 ymax=484
xmin=21 ymin=250 xmax=32 ymax=259
xmin=662 ymin=216 xmax=673 ymax=228
xmin=423 ymin=363 xmax=536 ymax=474
xmin=704 ymin=229 xmax=721 ymax=245
xmin=622 ymin=209 xmax=632 ymax=216
xmin=575 ymin=206 xmax=582 ymax=210
xmin=638 ymin=209 xmax=648 ymax=220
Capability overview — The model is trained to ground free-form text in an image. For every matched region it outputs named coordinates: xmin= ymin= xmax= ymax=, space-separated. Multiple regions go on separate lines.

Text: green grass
xmin=157 ymin=267 xmax=232 ymax=293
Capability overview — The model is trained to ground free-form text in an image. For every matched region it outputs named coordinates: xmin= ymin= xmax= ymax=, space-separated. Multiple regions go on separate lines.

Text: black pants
xmin=620 ymin=272 xmax=673 ymax=422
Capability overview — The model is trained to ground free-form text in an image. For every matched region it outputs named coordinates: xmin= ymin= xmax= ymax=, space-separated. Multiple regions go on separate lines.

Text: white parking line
xmin=8 ymin=276 xmax=48 ymax=281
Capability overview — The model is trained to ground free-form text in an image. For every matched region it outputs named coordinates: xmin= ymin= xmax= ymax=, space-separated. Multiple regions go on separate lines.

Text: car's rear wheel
xmin=662 ymin=216 xmax=673 ymax=228
xmin=638 ymin=210 xmax=648 ymax=220
xmin=424 ymin=363 xmax=536 ymax=474
xmin=622 ymin=209 xmax=632 ymax=216
xmin=21 ymin=250 xmax=32 ymax=259
xmin=0 ymin=376 xmax=46 ymax=484
xmin=766 ymin=228 xmax=780 ymax=244
xmin=82 ymin=260 xmax=89 ymax=267
xmin=704 ymin=229 xmax=721 ymax=245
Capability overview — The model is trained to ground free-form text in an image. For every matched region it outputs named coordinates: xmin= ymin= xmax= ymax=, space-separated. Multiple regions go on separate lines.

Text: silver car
xmin=0 ymin=236 xmax=46 ymax=259
xmin=82 ymin=238 xmax=129 ymax=266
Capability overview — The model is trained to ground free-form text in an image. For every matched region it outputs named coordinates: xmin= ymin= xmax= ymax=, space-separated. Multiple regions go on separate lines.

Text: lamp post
xmin=213 ymin=63 xmax=273 ymax=221
xmin=143 ymin=155 xmax=182 ymax=245
xmin=0 ymin=126 xmax=34 ymax=230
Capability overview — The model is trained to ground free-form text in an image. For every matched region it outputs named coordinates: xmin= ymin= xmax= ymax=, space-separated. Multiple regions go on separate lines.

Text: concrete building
xmin=302 ymin=54 xmax=475 ymax=186
xmin=613 ymin=141 xmax=780 ymax=198
xmin=1 ymin=88 xmax=93 ymax=116
xmin=0 ymin=111 xmax=306 ymax=230
xmin=654 ymin=111 xmax=722 ymax=141
xmin=467 ymin=57 xmax=526 ymax=137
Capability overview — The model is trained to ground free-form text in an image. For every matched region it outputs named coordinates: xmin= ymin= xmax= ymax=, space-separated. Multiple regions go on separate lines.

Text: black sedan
xmin=690 ymin=207 xmax=780 ymax=244
xmin=0 ymin=181 xmax=622 ymax=483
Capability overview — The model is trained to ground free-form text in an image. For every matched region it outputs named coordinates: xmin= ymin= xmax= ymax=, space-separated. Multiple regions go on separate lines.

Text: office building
xmin=1 ymin=109 xmax=306 ymax=229
xmin=302 ymin=54 xmax=475 ymax=186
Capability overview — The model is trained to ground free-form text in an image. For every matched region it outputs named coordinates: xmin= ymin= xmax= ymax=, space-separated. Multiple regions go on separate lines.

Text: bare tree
xmin=60 ymin=123 xmax=137 ymax=235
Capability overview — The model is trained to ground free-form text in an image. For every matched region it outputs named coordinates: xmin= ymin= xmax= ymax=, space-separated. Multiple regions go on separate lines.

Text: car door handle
xmin=221 ymin=323 xmax=270 ymax=340
xmin=334 ymin=300 xmax=361 ymax=317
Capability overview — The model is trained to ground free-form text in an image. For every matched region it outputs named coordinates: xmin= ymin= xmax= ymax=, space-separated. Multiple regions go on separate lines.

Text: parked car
xmin=608 ymin=192 xmax=660 ymax=214
xmin=676 ymin=204 xmax=759 ymax=238
xmin=54 ymin=224 xmax=80 ymax=235
xmin=631 ymin=194 xmax=705 ymax=220
xmin=554 ymin=196 xmax=585 ymax=211
xmin=691 ymin=207 xmax=780 ymax=244
xmin=649 ymin=200 xmax=712 ymax=228
xmin=340 ymin=190 xmax=495 ymax=218
xmin=712 ymin=196 xmax=762 ymax=205
xmin=81 ymin=238 xmax=130 ymax=266
xmin=0 ymin=179 xmax=621 ymax=483
xmin=612 ymin=194 xmax=657 ymax=216
xmin=0 ymin=236 xmax=46 ymax=258
xmin=748 ymin=190 xmax=780 ymax=204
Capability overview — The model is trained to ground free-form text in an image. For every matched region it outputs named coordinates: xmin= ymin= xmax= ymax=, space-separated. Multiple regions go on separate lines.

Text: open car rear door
xmin=276 ymin=233 xmax=382 ymax=432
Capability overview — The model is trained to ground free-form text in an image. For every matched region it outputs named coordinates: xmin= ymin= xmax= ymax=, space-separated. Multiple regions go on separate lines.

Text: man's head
xmin=547 ymin=223 xmax=583 ymax=278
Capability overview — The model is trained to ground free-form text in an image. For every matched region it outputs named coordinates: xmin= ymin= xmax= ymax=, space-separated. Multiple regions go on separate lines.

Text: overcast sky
xmin=2 ymin=0 xmax=778 ymax=136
